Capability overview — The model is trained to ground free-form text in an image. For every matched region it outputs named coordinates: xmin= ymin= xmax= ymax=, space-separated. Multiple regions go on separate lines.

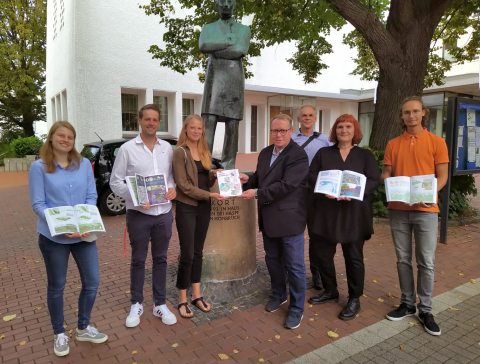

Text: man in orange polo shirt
xmin=382 ymin=96 xmax=449 ymax=336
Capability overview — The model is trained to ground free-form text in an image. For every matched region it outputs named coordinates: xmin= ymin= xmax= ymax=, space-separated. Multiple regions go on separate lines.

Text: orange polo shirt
xmin=383 ymin=128 xmax=449 ymax=213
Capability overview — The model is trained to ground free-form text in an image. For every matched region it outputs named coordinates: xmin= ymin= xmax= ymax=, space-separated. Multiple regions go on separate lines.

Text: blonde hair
xmin=399 ymin=96 xmax=430 ymax=130
xmin=176 ymin=114 xmax=212 ymax=169
xmin=39 ymin=121 xmax=83 ymax=173
xmin=272 ymin=113 xmax=293 ymax=127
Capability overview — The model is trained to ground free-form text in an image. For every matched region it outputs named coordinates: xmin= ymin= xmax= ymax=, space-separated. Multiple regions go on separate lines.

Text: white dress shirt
xmin=110 ymin=135 xmax=175 ymax=216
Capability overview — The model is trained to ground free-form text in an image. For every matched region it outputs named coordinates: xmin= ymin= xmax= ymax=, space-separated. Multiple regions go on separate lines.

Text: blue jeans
xmin=38 ymin=234 xmax=100 ymax=334
xmin=389 ymin=210 xmax=438 ymax=313
xmin=262 ymin=232 xmax=306 ymax=313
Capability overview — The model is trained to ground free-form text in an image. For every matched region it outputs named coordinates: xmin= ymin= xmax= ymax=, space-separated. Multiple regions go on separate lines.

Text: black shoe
xmin=339 ymin=298 xmax=361 ymax=320
xmin=312 ymin=273 xmax=323 ymax=290
xmin=265 ymin=297 xmax=287 ymax=312
xmin=385 ymin=303 xmax=416 ymax=321
xmin=418 ymin=312 xmax=441 ymax=336
xmin=285 ymin=311 xmax=303 ymax=329
xmin=308 ymin=291 xmax=339 ymax=305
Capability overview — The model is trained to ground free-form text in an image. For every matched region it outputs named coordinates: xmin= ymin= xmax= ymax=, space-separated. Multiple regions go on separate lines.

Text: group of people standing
xmin=28 ymin=96 xmax=448 ymax=357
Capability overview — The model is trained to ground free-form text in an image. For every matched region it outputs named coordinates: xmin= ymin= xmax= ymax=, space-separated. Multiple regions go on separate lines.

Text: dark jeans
xmin=127 ymin=209 xmax=173 ymax=306
xmin=311 ymin=233 xmax=365 ymax=298
xmin=262 ymin=232 xmax=306 ymax=313
xmin=38 ymin=234 xmax=100 ymax=335
xmin=175 ymin=200 xmax=211 ymax=290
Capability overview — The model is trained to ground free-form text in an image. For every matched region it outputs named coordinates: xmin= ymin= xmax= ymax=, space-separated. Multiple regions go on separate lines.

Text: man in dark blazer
xmin=241 ymin=114 xmax=309 ymax=329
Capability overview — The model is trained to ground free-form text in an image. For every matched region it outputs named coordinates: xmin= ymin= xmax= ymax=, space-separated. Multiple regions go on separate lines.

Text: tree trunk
xmin=21 ymin=114 xmax=35 ymax=136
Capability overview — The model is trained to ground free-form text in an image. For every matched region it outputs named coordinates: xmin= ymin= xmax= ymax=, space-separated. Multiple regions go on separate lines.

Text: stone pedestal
xmin=200 ymin=182 xmax=267 ymax=303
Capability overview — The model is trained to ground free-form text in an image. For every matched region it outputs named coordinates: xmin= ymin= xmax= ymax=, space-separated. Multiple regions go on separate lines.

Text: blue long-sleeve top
xmin=28 ymin=158 xmax=97 ymax=244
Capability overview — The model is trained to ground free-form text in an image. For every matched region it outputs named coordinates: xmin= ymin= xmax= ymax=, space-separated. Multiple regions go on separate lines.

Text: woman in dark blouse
xmin=308 ymin=114 xmax=380 ymax=320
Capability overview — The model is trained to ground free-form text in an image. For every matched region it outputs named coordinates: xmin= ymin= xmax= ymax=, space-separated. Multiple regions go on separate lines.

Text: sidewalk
xmin=0 ymin=179 xmax=479 ymax=364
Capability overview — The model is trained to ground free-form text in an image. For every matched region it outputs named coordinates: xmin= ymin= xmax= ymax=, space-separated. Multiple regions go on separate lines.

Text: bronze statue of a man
xmin=199 ymin=0 xmax=251 ymax=169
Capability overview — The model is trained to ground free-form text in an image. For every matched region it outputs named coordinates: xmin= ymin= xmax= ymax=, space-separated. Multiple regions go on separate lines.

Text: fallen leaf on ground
xmin=297 ymin=335 xmax=302 ymax=339
xmin=343 ymin=279 xmax=347 ymax=282
xmin=309 ymin=318 xmax=314 ymax=321
xmin=246 ymin=336 xmax=249 ymax=339
xmin=68 ymin=329 xmax=73 ymax=334
xmin=36 ymin=307 xmax=42 ymax=310
xmin=309 ymin=305 xmax=313 ymax=308
xmin=441 ymin=271 xmax=444 ymax=274
xmin=471 ymin=279 xmax=476 ymax=284
xmin=378 ymin=298 xmax=384 ymax=302
xmin=2 ymin=314 xmax=16 ymax=322
xmin=218 ymin=353 xmax=229 ymax=360
xmin=388 ymin=292 xmax=393 ymax=298
xmin=171 ymin=343 xmax=178 ymax=348
xmin=19 ymin=341 xmax=27 ymax=345
xmin=31 ymin=279 xmax=35 ymax=281
xmin=232 ymin=306 xmax=238 ymax=310
xmin=458 ymin=273 xmax=464 ymax=276
xmin=393 ymin=304 xmax=400 ymax=308
xmin=327 ymin=331 xmax=339 ymax=338
xmin=233 ymin=349 xmax=239 ymax=353
xmin=267 ymin=339 xmax=272 ymax=342
xmin=275 ymin=335 xmax=280 ymax=339
xmin=449 ymin=307 xmax=459 ymax=311
xmin=363 ymin=294 xmax=367 ymax=298
xmin=126 ymin=291 xmax=130 ymax=294
xmin=399 ymin=344 xmax=404 ymax=350
xmin=259 ymin=359 xmax=264 ymax=362
xmin=0 ymin=334 xmax=5 ymax=339
xmin=132 ymin=350 xmax=137 ymax=355
xmin=373 ymin=279 xmax=377 ymax=283
xmin=408 ymin=322 xmax=418 ymax=326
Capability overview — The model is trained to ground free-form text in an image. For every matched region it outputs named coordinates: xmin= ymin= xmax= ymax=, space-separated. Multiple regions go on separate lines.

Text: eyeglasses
xmin=402 ymin=110 xmax=423 ymax=116
xmin=270 ymin=128 xmax=292 ymax=136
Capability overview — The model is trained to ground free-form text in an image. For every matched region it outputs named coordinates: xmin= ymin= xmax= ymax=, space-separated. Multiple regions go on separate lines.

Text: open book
xmin=217 ymin=169 xmax=243 ymax=197
xmin=314 ymin=170 xmax=366 ymax=201
xmin=385 ymin=174 xmax=437 ymax=204
xmin=126 ymin=174 xmax=170 ymax=206
xmin=44 ymin=204 xmax=106 ymax=236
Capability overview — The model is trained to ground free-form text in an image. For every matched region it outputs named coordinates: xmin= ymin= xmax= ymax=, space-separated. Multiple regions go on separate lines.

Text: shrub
xmin=363 ymin=146 xmax=477 ymax=219
xmin=10 ymin=136 xmax=44 ymax=158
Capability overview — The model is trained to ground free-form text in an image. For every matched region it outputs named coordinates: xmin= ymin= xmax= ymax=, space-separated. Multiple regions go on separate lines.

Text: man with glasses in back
xmin=240 ymin=114 xmax=309 ymax=329
xmin=292 ymin=104 xmax=332 ymax=291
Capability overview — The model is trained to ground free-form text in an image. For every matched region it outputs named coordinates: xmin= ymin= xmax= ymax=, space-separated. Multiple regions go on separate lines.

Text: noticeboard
xmin=451 ymin=98 xmax=480 ymax=175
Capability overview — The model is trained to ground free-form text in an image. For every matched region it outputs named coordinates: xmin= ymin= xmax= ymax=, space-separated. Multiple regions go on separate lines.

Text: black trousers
xmin=310 ymin=233 xmax=365 ymax=298
xmin=126 ymin=209 xmax=173 ymax=306
xmin=307 ymin=224 xmax=320 ymax=276
xmin=175 ymin=200 xmax=211 ymax=290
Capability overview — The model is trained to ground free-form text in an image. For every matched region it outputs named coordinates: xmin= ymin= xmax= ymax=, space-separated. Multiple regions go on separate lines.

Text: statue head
xmin=216 ymin=0 xmax=236 ymax=19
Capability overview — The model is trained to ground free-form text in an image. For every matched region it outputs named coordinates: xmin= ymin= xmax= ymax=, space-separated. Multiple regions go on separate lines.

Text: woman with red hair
xmin=307 ymin=114 xmax=380 ymax=320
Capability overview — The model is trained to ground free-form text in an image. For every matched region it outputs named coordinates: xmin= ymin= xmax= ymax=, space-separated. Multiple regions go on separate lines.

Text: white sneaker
xmin=126 ymin=302 xmax=143 ymax=328
xmin=54 ymin=333 xmax=70 ymax=357
xmin=153 ymin=304 xmax=177 ymax=325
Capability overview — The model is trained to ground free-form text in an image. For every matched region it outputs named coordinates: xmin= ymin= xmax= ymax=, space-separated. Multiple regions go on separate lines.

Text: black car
xmin=80 ymin=137 xmax=177 ymax=215
xmin=80 ymin=138 xmax=222 ymax=215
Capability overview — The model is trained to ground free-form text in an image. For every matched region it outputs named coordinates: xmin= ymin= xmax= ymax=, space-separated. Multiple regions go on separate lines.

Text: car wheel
xmin=99 ymin=187 xmax=126 ymax=215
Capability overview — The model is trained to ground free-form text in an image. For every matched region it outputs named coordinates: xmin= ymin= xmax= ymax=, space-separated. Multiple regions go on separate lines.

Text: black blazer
xmin=245 ymin=139 xmax=309 ymax=238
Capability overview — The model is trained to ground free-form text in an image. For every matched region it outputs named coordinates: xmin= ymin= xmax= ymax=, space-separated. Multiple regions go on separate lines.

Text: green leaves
xmin=143 ymin=0 xmax=344 ymax=83
xmin=0 ymin=0 xmax=46 ymax=136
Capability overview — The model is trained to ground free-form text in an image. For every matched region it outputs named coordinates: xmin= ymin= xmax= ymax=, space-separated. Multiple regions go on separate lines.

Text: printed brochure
xmin=217 ymin=169 xmax=243 ymax=197
xmin=44 ymin=204 xmax=106 ymax=236
xmin=385 ymin=174 xmax=437 ymax=204
xmin=125 ymin=174 xmax=169 ymax=206
xmin=314 ymin=169 xmax=366 ymax=201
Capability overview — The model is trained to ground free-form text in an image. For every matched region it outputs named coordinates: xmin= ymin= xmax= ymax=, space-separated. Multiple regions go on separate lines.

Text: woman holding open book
xmin=172 ymin=114 xmax=225 ymax=319
xmin=307 ymin=114 xmax=380 ymax=320
xmin=28 ymin=122 xmax=108 ymax=357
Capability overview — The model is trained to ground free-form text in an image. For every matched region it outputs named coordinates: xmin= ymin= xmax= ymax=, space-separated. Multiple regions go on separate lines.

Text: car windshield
xmin=80 ymin=146 xmax=100 ymax=161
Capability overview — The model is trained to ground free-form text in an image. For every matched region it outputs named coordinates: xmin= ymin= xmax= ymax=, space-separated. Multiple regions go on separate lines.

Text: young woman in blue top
xmin=28 ymin=121 xmax=108 ymax=357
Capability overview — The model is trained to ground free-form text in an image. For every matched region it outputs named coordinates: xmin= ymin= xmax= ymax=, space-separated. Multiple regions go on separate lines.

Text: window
xmin=121 ymin=93 xmax=139 ymax=131
xmin=182 ymin=98 xmax=195 ymax=122
xmin=251 ymin=106 xmax=258 ymax=152
xmin=153 ymin=95 xmax=168 ymax=132
xmin=358 ymin=101 xmax=375 ymax=147
xmin=442 ymin=41 xmax=456 ymax=62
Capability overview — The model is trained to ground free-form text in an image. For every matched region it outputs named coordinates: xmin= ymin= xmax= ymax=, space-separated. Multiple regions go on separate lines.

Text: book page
xmin=44 ymin=206 xmax=79 ymax=236
xmin=217 ymin=169 xmax=243 ymax=197
xmin=144 ymin=174 xmax=170 ymax=205
xmin=410 ymin=174 xmax=437 ymax=204
xmin=339 ymin=170 xmax=366 ymax=201
xmin=385 ymin=177 xmax=411 ymax=203
xmin=135 ymin=174 xmax=148 ymax=206
xmin=73 ymin=204 xmax=106 ymax=234
xmin=126 ymin=176 xmax=140 ymax=206
xmin=314 ymin=170 xmax=342 ymax=198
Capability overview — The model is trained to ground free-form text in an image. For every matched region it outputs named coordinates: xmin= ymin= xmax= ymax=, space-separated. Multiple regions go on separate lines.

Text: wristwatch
xmin=254 ymin=189 xmax=258 ymax=199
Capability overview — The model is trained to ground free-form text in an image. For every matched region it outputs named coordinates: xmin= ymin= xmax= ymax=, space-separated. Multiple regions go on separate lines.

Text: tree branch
xmin=325 ymin=0 xmax=403 ymax=68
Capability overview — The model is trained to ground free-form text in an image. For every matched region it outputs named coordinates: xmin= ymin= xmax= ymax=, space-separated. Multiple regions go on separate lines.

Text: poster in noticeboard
xmin=455 ymin=102 xmax=480 ymax=173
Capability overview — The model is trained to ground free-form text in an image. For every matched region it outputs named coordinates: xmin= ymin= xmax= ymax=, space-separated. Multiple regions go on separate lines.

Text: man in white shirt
xmin=110 ymin=104 xmax=177 ymax=328
xmin=291 ymin=105 xmax=332 ymax=291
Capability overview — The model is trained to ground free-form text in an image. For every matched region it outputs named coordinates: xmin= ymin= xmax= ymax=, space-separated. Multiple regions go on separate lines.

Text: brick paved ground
xmin=0 ymin=172 xmax=479 ymax=364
